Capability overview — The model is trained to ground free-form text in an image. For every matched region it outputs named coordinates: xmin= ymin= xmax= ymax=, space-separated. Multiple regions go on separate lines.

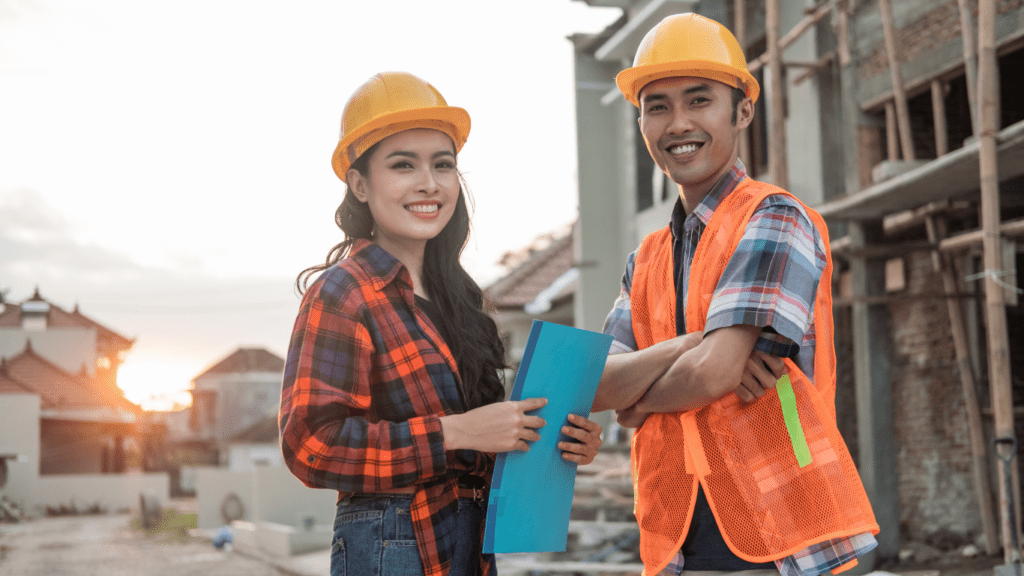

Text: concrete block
xmin=871 ymin=160 xmax=930 ymax=184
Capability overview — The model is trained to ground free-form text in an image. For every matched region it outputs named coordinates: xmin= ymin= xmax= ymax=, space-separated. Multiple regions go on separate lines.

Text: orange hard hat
xmin=331 ymin=72 xmax=471 ymax=181
xmin=615 ymin=13 xmax=760 ymax=107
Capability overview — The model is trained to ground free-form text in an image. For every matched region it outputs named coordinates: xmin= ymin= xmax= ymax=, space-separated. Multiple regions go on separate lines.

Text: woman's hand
xmin=558 ymin=414 xmax=603 ymax=465
xmin=440 ymin=398 xmax=547 ymax=453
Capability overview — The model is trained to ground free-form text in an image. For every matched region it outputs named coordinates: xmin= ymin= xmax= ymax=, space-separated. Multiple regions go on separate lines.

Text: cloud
xmin=0 ymin=189 xmax=150 ymax=284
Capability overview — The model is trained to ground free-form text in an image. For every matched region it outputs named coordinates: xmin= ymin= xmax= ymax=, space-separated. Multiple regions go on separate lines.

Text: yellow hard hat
xmin=616 ymin=13 xmax=760 ymax=107
xmin=331 ymin=72 xmax=471 ymax=181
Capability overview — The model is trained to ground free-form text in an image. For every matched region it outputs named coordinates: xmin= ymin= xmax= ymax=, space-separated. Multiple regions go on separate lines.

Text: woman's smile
xmin=406 ymin=200 xmax=442 ymax=218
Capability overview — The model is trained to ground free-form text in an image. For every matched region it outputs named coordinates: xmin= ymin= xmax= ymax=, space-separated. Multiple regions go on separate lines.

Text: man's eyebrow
xmin=641 ymin=83 xmax=713 ymax=105
xmin=641 ymin=92 xmax=668 ymax=105
xmin=683 ymin=83 xmax=713 ymax=95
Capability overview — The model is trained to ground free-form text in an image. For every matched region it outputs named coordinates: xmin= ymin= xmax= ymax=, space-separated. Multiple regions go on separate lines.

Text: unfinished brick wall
xmin=857 ymin=0 xmax=1021 ymax=81
xmin=887 ymin=249 xmax=982 ymax=545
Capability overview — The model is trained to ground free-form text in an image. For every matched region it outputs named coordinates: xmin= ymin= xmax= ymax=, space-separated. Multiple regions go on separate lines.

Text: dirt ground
xmin=0 ymin=513 xmax=290 ymax=576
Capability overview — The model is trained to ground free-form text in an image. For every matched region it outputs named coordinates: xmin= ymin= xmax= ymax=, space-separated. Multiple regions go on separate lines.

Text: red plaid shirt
xmin=280 ymin=239 xmax=494 ymax=576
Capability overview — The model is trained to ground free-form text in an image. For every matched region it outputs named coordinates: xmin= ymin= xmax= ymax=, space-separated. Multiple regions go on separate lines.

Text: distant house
xmin=0 ymin=290 xmax=141 ymax=475
xmin=485 ymin=225 xmax=577 ymax=395
xmin=0 ymin=290 xmax=166 ymax=515
xmin=0 ymin=287 xmax=135 ymax=399
xmin=188 ymin=347 xmax=285 ymax=447
xmin=224 ymin=415 xmax=282 ymax=471
xmin=1 ymin=343 xmax=140 ymax=474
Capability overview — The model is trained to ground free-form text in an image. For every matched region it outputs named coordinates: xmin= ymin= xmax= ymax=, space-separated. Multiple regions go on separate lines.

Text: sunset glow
xmin=117 ymin=361 xmax=194 ymax=412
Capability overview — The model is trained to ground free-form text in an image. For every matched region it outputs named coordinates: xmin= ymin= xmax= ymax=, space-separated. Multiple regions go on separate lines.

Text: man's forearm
xmin=633 ymin=345 xmax=718 ymax=413
xmin=593 ymin=333 xmax=701 ymax=412
xmin=633 ymin=325 xmax=763 ymax=413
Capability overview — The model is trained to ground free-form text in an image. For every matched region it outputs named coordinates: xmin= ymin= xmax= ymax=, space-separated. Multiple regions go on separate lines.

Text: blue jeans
xmin=331 ymin=495 xmax=484 ymax=576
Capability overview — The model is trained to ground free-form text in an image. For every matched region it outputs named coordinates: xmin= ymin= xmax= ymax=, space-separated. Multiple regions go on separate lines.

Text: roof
xmin=1 ymin=342 xmax=138 ymax=414
xmin=193 ymin=347 xmax=285 ymax=381
xmin=485 ymin=226 xmax=576 ymax=310
xmin=0 ymin=288 xmax=135 ymax=351
xmin=0 ymin=364 xmax=35 ymax=396
xmin=227 ymin=415 xmax=280 ymax=444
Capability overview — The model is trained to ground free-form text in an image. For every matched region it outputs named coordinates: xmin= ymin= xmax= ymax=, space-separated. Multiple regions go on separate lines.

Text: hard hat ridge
xmin=616 ymin=13 xmax=760 ymax=107
xmin=331 ymin=72 xmax=471 ymax=181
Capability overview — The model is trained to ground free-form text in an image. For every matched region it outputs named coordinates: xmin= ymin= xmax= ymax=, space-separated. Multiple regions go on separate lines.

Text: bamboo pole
xmin=932 ymin=80 xmax=949 ymax=157
xmin=938 ymin=218 xmax=1024 ymax=253
xmin=837 ymin=0 xmax=851 ymax=68
xmin=956 ymin=0 xmax=980 ymax=133
xmin=877 ymin=0 xmax=916 ymax=161
xmin=885 ymin=102 xmax=899 ymax=161
xmin=749 ymin=2 xmax=832 ymax=73
xmin=925 ymin=215 xmax=1000 ymax=555
xmin=767 ymin=0 xmax=789 ymax=188
xmin=977 ymin=0 xmax=1018 ymax=563
xmin=735 ymin=0 xmax=752 ymax=170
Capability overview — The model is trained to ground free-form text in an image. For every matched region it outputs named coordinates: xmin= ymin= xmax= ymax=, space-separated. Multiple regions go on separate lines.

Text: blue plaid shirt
xmin=604 ymin=160 xmax=877 ymax=576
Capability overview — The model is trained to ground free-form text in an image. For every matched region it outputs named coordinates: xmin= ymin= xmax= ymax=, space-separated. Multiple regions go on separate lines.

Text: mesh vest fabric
xmin=629 ymin=179 xmax=879 ymax=575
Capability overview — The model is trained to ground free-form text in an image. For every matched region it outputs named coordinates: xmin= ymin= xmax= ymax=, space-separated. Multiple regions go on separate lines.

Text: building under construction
xmin=570 ymin=0 xmax=1024 ymax=568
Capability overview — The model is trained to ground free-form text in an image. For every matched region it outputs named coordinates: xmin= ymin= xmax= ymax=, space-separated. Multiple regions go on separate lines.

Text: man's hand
xmin=615 ymin=404 xmax=650 ymax=429
xmin=733 ymin=350 xmax=787 ymax=403
xmin=558 ymin=414 xmax=603 ymax=464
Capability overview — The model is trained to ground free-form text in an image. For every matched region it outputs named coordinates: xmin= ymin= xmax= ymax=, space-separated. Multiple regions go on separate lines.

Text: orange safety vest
xmin=630 ymin=179 xmax=878 ymax=575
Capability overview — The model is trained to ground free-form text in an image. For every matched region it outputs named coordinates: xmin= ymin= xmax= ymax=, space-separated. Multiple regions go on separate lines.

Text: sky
xmin=0 ymin=0 xmax=623 ymax=410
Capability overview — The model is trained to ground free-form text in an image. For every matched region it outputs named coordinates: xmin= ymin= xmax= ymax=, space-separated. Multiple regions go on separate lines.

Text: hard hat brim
xmin=616 ymin=60 xmax=760 ymax=107
xmin=331 ymin=106 xmax=471 ymax=181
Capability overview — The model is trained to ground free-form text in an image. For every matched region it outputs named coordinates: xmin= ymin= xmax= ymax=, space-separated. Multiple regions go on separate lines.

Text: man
xmin=592 ymin=13 xmax=879 ymax=576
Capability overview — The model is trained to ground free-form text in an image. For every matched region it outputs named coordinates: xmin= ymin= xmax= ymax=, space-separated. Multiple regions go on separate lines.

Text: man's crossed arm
xmin=592 ymin=325 xmax=786 ymax=427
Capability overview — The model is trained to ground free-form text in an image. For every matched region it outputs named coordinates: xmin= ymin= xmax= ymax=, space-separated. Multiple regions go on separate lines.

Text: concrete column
xmin=849 ymin=222 xmax=900 ymax=569
xmin=572 ymin=50 xmax=631 ymax=336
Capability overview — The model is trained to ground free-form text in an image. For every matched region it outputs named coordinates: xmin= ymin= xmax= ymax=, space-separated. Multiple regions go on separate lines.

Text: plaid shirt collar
xmin=350 ymin=238 xmax=414 ymax=299
xmin=670 ymin=158 xmax=749 ymax=241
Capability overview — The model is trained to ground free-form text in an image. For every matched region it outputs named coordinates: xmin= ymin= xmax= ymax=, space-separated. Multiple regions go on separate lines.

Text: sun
xmin=116 ymin=360 xmax=194 ymax=412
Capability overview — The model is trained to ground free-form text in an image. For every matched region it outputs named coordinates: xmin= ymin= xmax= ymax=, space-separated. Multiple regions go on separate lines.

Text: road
xmin=0 ymin=514 xmax=291 ymax=576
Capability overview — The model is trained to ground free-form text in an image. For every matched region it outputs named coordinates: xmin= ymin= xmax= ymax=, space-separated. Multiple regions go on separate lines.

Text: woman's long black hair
xmin=296 ymin=141 xmax=506 ymax=410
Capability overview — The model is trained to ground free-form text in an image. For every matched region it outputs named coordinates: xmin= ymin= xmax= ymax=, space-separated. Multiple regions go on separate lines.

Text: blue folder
xmin=482 ymin=320 xmax=613 ymax=554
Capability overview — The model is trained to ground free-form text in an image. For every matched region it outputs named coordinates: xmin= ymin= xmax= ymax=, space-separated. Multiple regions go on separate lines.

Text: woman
xmin=280 ymin=72 xmax=604 ymax=576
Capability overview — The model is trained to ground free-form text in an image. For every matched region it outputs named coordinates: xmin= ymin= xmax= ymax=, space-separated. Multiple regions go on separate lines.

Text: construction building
xmin=570 ymin=0 xmax=1024 ymax=567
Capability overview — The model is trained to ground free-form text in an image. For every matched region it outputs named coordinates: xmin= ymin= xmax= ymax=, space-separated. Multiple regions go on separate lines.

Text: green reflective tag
xmin=777 ymin=374 xmax=812 ymax=468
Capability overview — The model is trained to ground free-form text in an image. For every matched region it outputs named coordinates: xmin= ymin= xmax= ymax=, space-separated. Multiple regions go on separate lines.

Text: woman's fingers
xmin=517 ymin=397 xmax=547 ymax=412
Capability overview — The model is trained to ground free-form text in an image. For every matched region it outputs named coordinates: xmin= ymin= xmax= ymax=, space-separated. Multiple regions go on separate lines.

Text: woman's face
xmin=348 ymin=128 xmax=460 ymax=257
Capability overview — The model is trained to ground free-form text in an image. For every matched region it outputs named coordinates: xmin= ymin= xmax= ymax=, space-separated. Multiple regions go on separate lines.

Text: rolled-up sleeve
xmin=704 ymin=197 xmax=826 ymax=359
xmin=280 ymin=278 xmax=447 ymax=493
xmin=602 ymin=250 xmax=639 ymax=354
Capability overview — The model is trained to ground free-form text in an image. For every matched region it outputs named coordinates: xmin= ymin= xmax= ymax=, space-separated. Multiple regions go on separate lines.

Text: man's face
xmin=638 ymin=76 xmax=752 ymax=201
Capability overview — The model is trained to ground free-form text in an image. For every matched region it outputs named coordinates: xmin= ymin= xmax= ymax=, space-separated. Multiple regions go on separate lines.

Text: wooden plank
xmin=932 ymin=80 xmax=949 ymax=157
xmin=878 ymin=0 xmax=915 ymax=160
xmin=735 ymin=0 xmax=752 ymax=169
xmin=938 ymin=217 xmax=1024 ymax=253
xmin=978 ymin=0 xmax=1018 ymax=562
xmin=767 ymin=0 xmax=789 ymax=188
xmin=793 ymin=52 xmax=835 ymax=85
xmin=957 ymin=0 xmax=980 ymax=133
xmin=925 ymin=215 xmax=999 ymax=555
xmin=885 ymin=102 xmax=899 ymax=161
xmin=749 ymin=2 xmax=832 ymax=73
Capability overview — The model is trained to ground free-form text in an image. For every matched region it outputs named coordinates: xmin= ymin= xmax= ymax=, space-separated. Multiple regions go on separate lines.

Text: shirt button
xmin=307 ymin=455 xmax=316 ymax=463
